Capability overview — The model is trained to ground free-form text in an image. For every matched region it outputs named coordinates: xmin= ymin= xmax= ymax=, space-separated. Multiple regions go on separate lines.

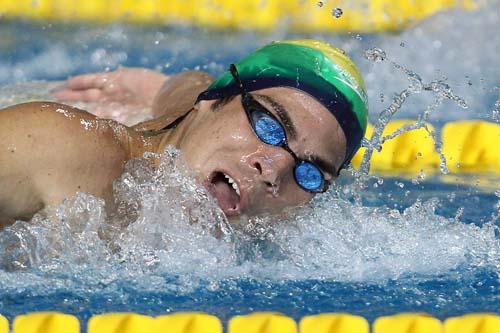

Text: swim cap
xmin=196 ymin=39 xmax=368 ymax=168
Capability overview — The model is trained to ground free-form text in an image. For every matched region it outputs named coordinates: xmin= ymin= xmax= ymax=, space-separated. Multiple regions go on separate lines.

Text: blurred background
xmin=0 ymin=0 xmax=498 ymax=124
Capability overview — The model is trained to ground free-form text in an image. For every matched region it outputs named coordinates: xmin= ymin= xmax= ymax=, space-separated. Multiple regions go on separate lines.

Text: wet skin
xmin=175 ymin=89 xmax=346 ymax=217
xmin=0 ymin=70 xmax=346 ymax=228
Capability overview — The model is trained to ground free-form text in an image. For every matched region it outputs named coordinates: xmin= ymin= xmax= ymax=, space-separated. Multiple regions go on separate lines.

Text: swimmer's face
xmin=178 ymin=87 xmax=346 ymax=219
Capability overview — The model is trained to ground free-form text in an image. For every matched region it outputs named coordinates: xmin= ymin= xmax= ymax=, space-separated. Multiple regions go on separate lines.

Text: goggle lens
xmin=294 ymin=161 xmax=324 ymax=192
xmin=252 ymin=109 xmax=286 ymax=145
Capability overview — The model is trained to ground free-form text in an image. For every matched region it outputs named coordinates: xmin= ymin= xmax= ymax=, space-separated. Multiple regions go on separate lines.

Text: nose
xmin=249 ymin=146 xmax=294 ymax=193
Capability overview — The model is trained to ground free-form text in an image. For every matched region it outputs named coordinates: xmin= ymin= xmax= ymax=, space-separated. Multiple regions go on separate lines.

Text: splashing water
xmin=492 ymin=98 xmax=500 ymax=123
xmin=0 ymin=147 xmax=229 ymax=271
xmin=364 ymin=48 xmax=386 ymax=63
xmin=0 ymin=145 xmax=498 ymax=289
xmin=360 ymin=48 xmax=468 ymax=176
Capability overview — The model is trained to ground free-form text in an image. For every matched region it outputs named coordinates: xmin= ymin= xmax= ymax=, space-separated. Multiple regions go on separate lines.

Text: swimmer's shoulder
xmin=0 ymin=101 xmax=134 ymax=222
xmin=134 ymin=70 xmax=214 ymax=132
xmin=0 ymin=101 xmax=131 ymax=152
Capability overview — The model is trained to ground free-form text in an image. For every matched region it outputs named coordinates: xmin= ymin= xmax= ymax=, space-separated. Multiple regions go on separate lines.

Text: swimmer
xmin=0 ymin=39 xmax=368 ymax=229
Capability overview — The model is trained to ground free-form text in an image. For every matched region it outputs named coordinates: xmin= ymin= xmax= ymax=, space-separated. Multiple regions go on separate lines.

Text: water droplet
xmin=412 ymin=170 xmax=426 ymax=185
xmin=317 ymin=1 xmax=324 ymax=7
xmin=364 ymin=48 xmax=387 ymax=62
xmin=379 ymin=93 xmax=386 ymax=103
xmin=432 ymin=40 xmax=442 ymax=49
xmin=493 ymin=110 xmax=500 ymax=123
xmin=492 ymin=99 xmax=500 ymax=123
xmin=332 ymin=7 xmax=343 ymax=18
xmin=407 ymin=72 xmax=423 ymax=93
xmin=271 ymin=184 xmax=279 ymax=198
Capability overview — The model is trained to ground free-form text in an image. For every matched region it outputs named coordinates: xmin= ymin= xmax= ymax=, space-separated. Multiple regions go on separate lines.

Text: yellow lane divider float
xmin=13 ymin=312 xmax=80 ymax=333
xmin=0 ymin=315 xmax=7 ymax=333
xmin=373 ymin=313 xmax=442 ymax=333
xmin=300 ymin=313 xmax=369 ymax=333
xmin=351 ymin=120 xmax=500 ymax=175
xmin=229 ymin=312 xmax=297 ymax=333
xmin=442 ymin=121 xmax=499 ymax=173
xmin=352 ymin=120 xmax=440 ymax=173
xmin=3 ymin=311 xmax=500 ymax=333
xmin=156 ymin=312 xmax=222 ymax=333
xmin=88 ymin=313 xmax=155 ymax=333
xmin=0 ymin=0 xmax=477 ymax=32
xmin=444 ymin=313 xmax=500 ymax=333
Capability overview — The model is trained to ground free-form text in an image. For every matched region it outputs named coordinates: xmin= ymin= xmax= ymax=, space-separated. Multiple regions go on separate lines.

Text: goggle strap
xmin=229 ymin=64 xmax=246 ymax=93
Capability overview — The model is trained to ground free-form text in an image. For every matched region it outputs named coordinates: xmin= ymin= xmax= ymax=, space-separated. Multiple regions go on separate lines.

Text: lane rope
xmin=3 ymin=311 xmax=499 ymax=333
xmin=0 ymin=0 xmax=476 ymax=32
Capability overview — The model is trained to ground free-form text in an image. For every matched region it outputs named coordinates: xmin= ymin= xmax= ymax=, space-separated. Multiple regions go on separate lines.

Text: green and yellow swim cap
xmin=197 ymin=39 xmax=368 ymax=168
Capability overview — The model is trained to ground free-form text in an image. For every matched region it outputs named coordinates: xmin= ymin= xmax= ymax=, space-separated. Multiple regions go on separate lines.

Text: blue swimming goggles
xmin=229 ymin=64 xmax=329 ymax=193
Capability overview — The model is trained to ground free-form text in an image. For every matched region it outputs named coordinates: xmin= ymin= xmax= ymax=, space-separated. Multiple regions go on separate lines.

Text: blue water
xmin=0 ymin=169 xmax=497 ymax=330
xmin=1 ymin=3 xmax=499 ymax=331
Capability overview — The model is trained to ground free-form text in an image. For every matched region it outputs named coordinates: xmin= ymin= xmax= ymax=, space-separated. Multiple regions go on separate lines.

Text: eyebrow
xmin=253 ymin=94 xmax=298 ymax=140
xmin=253 ymin=94 xmax=338 ymax=177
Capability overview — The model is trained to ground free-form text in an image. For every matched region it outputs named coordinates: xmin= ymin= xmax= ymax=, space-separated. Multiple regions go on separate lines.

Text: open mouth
xmin=207 ymin=171 xmax=241 ymax=216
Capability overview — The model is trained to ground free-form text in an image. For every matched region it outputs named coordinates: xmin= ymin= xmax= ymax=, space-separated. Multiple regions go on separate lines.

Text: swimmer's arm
xmin=53 ymin=68 xmax=213 ymax=121
xmin=53 ymin=67 xmax=170 ymax=111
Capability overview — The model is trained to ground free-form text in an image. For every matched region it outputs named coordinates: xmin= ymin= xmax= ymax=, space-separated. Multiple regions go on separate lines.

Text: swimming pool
xmin=0 ymin=2 xmax=499 ymax=332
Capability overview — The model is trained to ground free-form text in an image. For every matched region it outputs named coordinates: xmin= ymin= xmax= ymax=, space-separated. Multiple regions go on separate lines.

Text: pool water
xmin=0 ymin=2 xmax=499 ymax=331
